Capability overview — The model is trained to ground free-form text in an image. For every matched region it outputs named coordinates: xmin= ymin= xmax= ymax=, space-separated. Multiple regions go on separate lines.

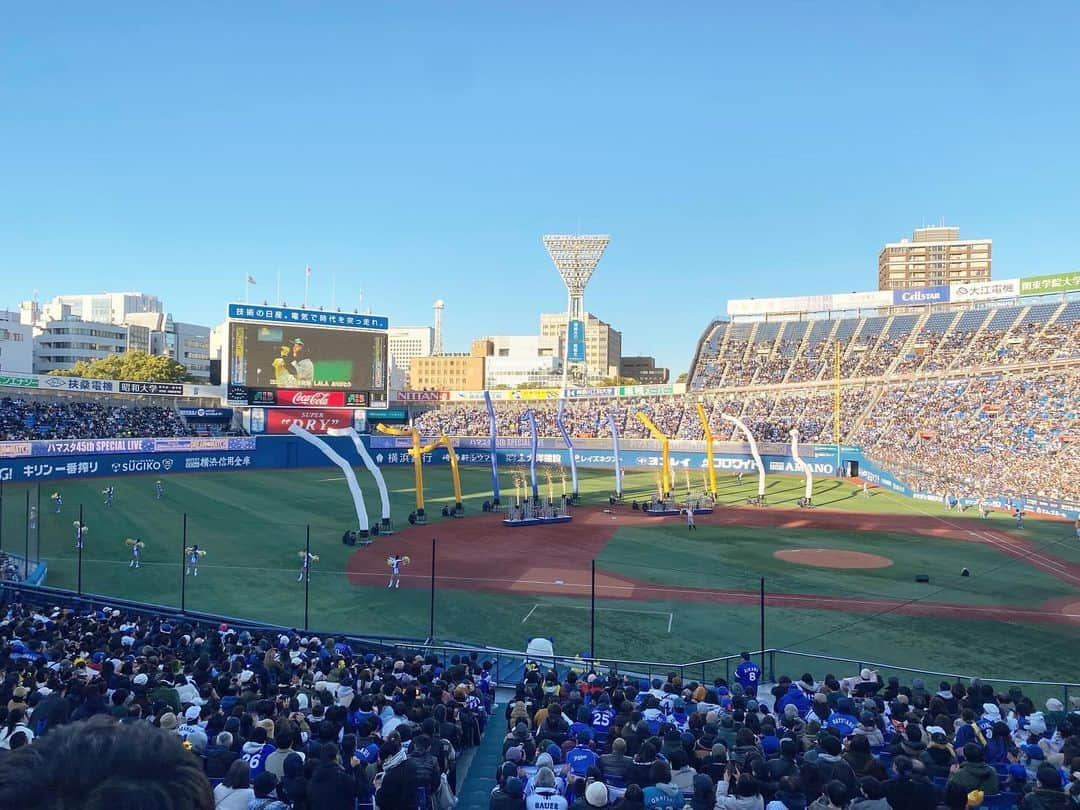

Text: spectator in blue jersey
xmin=951 ymin=708 xmax=985 ymax=749
xmin=642 ymin=760 xmax=683 ymax=809
xmin=826 ymin=699 xmax=859 ymax=738
xmin=566 ymin=731 xmax=600 ymax=776
xmin=569 ymin=706 xmax=595 ymax=742
xmin=736 ymin=652 xmax=763 ymax=699
xmin=240 ymin=724 xmax=276 ymax=778
xmin=590 ymin=696 xmax=615 ymax=743
xmin=776 ymin=682 xmax=811 ymax=718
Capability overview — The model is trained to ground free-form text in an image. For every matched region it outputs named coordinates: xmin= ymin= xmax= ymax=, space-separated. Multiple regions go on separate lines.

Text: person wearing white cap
xmin=176 ymin=705 xmax=203 ymax=740
xmin=584 ymin=781 xmax=608 ymax=808
xmin=526 ymin=766 xmax=567 ymax=810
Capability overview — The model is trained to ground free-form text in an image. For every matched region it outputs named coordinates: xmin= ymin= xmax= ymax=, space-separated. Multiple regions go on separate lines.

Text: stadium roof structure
xmin=543 ymin=234 xmax=610 ymax=295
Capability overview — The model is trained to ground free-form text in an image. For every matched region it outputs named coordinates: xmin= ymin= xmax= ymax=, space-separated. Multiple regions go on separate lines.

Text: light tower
xmin=432 ymin=299 xmax=444 ymax=355
xmin=543 ymin=234 xmax=610 ymax=391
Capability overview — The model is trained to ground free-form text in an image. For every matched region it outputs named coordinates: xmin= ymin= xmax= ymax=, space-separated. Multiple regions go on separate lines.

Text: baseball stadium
xmin=2 ymin=267 xmax=1080 ymax=810
xmin=3 ymin=271 xmax=1079 ymax=692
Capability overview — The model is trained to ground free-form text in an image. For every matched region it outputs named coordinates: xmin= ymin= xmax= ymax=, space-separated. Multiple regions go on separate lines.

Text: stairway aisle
xmin=453 ymin=699 xmax=505 ymax=809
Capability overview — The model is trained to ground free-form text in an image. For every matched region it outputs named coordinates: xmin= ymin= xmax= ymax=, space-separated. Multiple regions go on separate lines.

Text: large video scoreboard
xmin=225 ymin=303 xmax=388 ymax=407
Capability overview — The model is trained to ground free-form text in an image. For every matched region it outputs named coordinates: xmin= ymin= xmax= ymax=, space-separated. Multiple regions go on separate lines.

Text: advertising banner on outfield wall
xmin=261 ymin=408 xmax=361 ymax=434
xmin=1019 ymin=271 xmax=1080 ymax=296
xmin=0 ymin=437 xmax=255 ymax=460
xmin=950 ymin=278 xmax=1020 ymax=303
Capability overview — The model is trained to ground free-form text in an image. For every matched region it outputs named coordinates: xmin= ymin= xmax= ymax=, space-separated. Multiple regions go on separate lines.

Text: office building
xmin=31 ymin=304 xmax=134 ymax=374
xmin=388 ymin=326 xmax=434 ymax=390
xmin=51 ymin=292 xmax=163 ymax=325
xmin=0 ymin=310 xmax=33 ymax=374
xmin=878 ymin=226 xmax=992 ymax=290
xmin=124 ymin=312 xmax=211 ymax=381
xmin=477 ymin=335 xmax=562 ymax=388
xmin=620 ymin=356 xmax=669 ymax=384
xmin=540 ymin=312 xmax=622 ymax=381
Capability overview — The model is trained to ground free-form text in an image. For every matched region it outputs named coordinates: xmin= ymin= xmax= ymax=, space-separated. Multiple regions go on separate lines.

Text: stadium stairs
xmin=454 ymin=692 xmax=508 ymax=809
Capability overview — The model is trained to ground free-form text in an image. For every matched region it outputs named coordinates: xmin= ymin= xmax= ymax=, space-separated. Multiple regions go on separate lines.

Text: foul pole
xmin=834 ymin=339 xmax=842 ymax=475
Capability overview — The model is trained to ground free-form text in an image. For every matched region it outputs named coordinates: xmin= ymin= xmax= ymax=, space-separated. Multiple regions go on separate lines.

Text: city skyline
xmin=4 ymin=4 xmax=1080 ymax=373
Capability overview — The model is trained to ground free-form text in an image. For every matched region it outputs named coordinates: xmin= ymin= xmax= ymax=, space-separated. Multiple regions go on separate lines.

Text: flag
xmin=246 ymin=275 xmax=256 ymax=285
xmin=305 ymin=266 xmax=312 ymax=277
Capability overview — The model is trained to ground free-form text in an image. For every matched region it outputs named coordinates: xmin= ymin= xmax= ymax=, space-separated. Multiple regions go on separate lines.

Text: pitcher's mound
xmin=774 ymin=549 xmax=893 ymax=569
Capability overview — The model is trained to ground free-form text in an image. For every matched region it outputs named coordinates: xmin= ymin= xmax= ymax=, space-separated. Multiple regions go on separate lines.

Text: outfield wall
xmin=0 ymin=436 xmax=1075 ymax=518
xmin=0 ymin=435 xmax=849 ymax=484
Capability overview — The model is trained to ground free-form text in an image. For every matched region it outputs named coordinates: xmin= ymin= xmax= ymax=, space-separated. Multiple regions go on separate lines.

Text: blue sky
xmin=3 ymin=3 xmax=1079 ymax=375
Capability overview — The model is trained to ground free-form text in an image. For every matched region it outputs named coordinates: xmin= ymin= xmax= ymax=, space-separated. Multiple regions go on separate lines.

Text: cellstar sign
xmin=893 ymin=285 xmax=950 ymax=306
xmin=567 ymin=319 xmax=586 ymax=363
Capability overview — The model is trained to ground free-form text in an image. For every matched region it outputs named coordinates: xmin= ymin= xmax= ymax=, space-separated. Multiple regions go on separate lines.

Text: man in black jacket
xmin=306 ymin=742 xmax=360 ymax=810
xmin=882 ymin=755 xmax=937 ymax=810
xmin=30 ymin=678 xmax=72 ymax=736
xmin=408 ymin=733 xmax=443 ymax=804
xmin=374 ymin=738 xmax=420 ymax=810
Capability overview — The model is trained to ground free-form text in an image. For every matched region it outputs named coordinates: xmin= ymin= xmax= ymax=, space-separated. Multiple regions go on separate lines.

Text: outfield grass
xmin=1 ymin=466 xmax=1077 ymax=685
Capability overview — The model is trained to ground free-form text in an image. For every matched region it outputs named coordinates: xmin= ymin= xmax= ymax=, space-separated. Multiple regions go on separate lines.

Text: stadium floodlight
xmin=543 ymin=234 xmax=610 ymax=391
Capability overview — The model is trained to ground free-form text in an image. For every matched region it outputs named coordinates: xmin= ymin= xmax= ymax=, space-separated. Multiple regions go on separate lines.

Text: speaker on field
xmin=915 ymin=574 xmax=930 ymax=583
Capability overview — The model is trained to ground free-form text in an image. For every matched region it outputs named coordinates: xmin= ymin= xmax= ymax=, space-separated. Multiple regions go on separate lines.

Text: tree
xmin=598 ymin=376 xmax=639 ymax=386
xmin=675 ymin=372 xmax=689 ymax=384
xmin=49 ymin=351 xmax=191 ymax=382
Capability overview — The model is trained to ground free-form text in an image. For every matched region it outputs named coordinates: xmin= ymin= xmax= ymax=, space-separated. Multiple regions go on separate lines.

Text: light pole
xmin=543 ymin=234 xmax=610 ymax=393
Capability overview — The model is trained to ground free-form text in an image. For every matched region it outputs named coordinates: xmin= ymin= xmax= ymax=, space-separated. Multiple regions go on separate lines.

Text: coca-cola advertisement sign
xmin=276 ymin=389 xmax=346 ymax=407
xmin=274 ymin=390 xmax=368 ymax=407
xmin=265 ymin=409 xmax=355 ymax=434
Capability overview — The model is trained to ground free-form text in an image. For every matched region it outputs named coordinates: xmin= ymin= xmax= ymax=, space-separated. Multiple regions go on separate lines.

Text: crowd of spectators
xmin=0 ymin=599 xmax=492 ymax=809
xmin=855 ymin=370 xmax=1080 ymax=504
xmin=487 ymin=659 xmax=1080 ymax=809
xmin=0 ymin=398 xmax=188 ymax=441
xmin=2 ymin=597 xmax=1079 ymax=809
xmin=0 ymin=554 xmax=22 ymax=584
xmin=688 ymin=304 xmax=1080 ymax=393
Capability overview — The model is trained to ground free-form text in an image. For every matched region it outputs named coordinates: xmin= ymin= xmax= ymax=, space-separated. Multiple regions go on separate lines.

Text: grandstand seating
xmin=0 ymin=594 xmax=1076 ymax=809
xmin=412 ymin=298 xmax=1080 ymax=504
xmin=0 ymin=399 xmax=245 ymax=441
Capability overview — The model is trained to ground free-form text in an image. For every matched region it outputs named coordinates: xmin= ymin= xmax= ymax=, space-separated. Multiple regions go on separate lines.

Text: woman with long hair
xmin=213 ymin=759 xmax=255 ymax=810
